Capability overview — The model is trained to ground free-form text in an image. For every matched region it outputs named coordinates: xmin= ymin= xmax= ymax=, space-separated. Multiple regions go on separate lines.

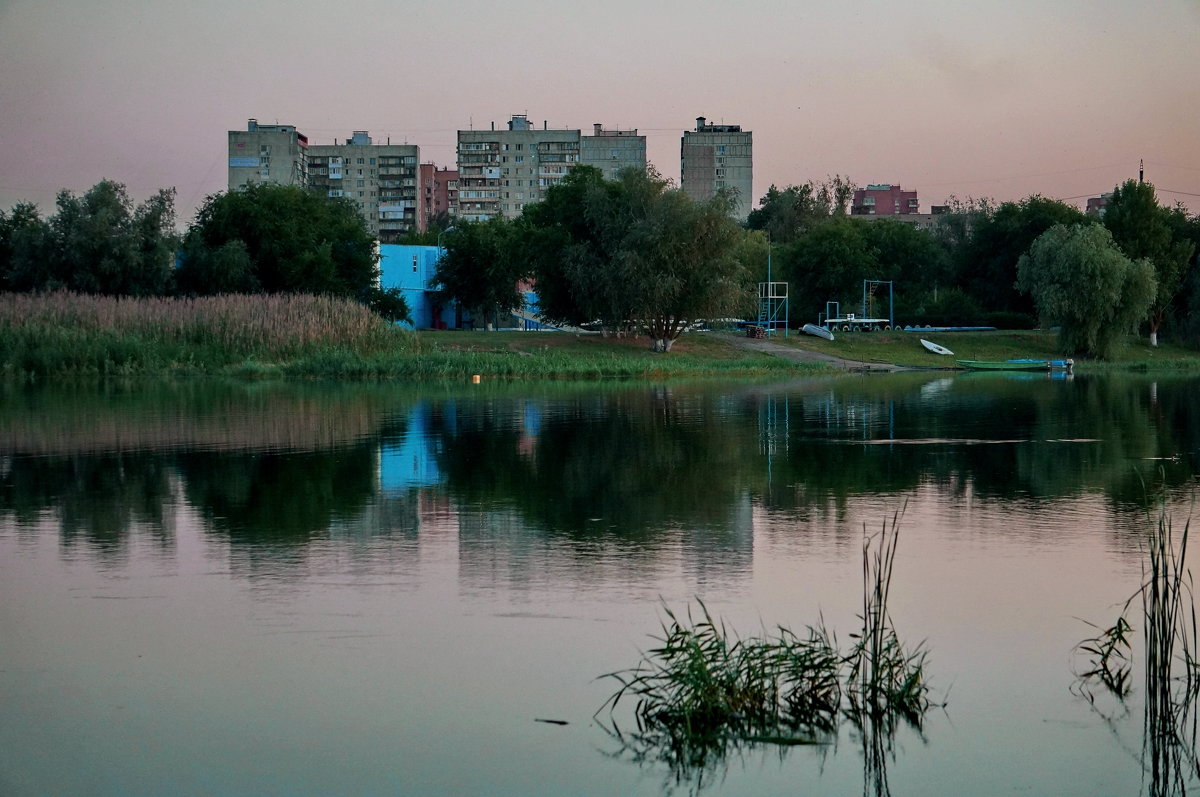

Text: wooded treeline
xmin=2 ymin=171 xmax=1198 ymax=357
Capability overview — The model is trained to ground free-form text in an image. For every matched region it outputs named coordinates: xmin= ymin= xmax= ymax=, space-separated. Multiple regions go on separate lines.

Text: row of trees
xmin=3 ymin=170 xmax=1198 ymax=357
xmin=437 ymin=169 xmax=1199 ymax=356
xmin=0 ymin=181 xmax=407 ymax=321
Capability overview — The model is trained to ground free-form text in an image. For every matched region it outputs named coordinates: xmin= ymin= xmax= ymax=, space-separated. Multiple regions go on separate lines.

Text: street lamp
xmin=437 ymin=225 xmax=455 ymax=258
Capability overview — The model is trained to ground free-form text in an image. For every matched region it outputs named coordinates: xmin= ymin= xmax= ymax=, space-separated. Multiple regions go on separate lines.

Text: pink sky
xmin=1 ymin=0 xmax=1197 ymax=224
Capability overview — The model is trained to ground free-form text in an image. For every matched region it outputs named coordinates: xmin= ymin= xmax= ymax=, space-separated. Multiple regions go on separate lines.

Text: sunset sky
xmin=2 ymin=0 xmax=1197 ymax=224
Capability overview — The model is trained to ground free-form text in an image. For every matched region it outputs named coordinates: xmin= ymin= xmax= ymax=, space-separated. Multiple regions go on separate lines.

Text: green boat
xmin=956 ymin=358 xmax=1073 ymax=372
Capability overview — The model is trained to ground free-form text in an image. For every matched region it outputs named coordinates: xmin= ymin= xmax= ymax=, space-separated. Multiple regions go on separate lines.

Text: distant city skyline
xmin=2 ymin=0 xmax=1197 ymax=224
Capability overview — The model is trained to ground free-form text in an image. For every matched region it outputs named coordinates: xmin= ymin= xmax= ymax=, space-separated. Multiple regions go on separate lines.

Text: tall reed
xmin=1074 ymin=509 xmax=1200 ymax=794
xmin=0 ymin=291 xmax=411 ymax=377
xmin=846 ymin=509 xmax=932 ymax=726
xmin=597 ymin=511 xmax=934 ymax=783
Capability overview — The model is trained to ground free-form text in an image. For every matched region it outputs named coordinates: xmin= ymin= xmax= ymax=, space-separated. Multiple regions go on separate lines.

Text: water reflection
xmin=5 ymin=374 xmax=1200 ymax=795
xmin=3 ymin=375 xmax=1199 ymax=569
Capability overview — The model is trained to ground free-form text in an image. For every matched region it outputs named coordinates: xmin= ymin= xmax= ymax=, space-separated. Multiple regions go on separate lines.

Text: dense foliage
xmin=3 ymin=174 xmax=1200 ymax=360
xmin=1103 ymin=180 xmax=1195 ymax=345
xmin=526 ymin=167 xmax=755 ymax=350
xmin=178 ymin=183 xmax=378 ymax=299
xmin=432 ymin=217 xmax=525 ymax=329
xmin=1017 ymin=224 xmax=1156 ymax=358
xmin=0 ymin=181 xmax=178 ymax=296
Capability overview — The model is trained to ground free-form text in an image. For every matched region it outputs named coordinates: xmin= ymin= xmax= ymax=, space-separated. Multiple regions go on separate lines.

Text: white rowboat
xmin=802 ymin=323 xmax=835 ymax=341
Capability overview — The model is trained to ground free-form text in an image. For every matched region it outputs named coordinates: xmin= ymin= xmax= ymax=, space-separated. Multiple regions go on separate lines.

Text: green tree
xmin=861 ymin=218 xmax=952 ymax=319
xmin=527 ymin=167 xmax=754 ymax=351
xmin=178 ymin=184 xmax=377 ymax=298
xmin=0 ymin=202 xmax=52 ymax=292
xmin=745 ymin=175 xmax=857 ymax=243
xmin=1017 ymin=223 xmax=1156 ymax=358
xmin=2 ymin=182 xmax=177 ymax=296
xmin=1103 ymin=180 xmax=1195 ymax=346
xmin=522 ymin=166 xmax=631 ymax=332
xmin=433 ymin=217 xmax=526 ymax=330
xmin=957 ymin=195 xmax=1092 ymax=319
xmin=778 ymin=217 xmax=878 ymax=319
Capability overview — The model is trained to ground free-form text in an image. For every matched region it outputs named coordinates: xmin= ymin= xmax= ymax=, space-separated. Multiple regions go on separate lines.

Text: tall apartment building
xmin=680 ymin=116 xmax=753 ymax=221
xmin=457 ymin=114 xmax=581 ymax=221
xmin=455 ymin=116 xmax=649 ymax=221
xmin=580 ymin=123 xmax=647 ymax=181
xmin=228 ymin=118 xmax=308 ymax=190
xmin=418 ymin=163 xmax=459 ymax=232
xmin=851 ymin=184 xmax=919 ymax=216
xmin=307 ymin=131 xmax=420 ymax=243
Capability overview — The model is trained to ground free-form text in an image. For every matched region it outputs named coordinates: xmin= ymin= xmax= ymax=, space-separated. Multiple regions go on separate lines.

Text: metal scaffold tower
xmin=757 ymin=281 xmax=789 ymax=336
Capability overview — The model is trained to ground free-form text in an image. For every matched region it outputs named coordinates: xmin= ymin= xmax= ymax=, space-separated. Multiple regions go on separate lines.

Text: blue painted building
xmin=379 ymin=243 xmax=543 ymax=330
xmin=378 ymin=244 xmax=467 ymax=330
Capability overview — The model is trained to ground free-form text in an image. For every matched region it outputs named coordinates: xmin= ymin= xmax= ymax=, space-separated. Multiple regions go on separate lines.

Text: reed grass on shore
xmin=0 ymin=291 xmax=411 ymax=378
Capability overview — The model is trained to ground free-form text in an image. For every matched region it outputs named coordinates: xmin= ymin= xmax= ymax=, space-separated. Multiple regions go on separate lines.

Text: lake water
xmin=3 ymin=373 xmax=1199 ymax=796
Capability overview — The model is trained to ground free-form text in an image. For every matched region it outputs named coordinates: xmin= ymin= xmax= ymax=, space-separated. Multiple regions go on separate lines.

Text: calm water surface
xmin=3 ymin=373 xmax=1200 ymax=796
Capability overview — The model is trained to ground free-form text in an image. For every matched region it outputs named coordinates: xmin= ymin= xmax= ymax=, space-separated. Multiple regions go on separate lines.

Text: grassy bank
xmin=0 ymin=293 xmax=810 ymax=381
xmin=771 ymin=328 xmax=1200 ymax=372
xmin=5 ymin=293 xmax=1197 ymax=380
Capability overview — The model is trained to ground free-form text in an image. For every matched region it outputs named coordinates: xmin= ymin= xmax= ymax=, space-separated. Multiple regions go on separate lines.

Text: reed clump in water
xmin=597 ymin=510 xmax=934 ymax=779
xmin=1074 ymin=509 xmax=1200 ymax=792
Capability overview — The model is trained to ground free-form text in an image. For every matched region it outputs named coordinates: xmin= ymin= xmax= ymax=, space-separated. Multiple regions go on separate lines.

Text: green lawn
xmin=765 ymin=328 xmax=1200 ymax=372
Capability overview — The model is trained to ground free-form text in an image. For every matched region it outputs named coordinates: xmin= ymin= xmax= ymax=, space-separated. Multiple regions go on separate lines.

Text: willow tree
xmin=1017 ymin=224 xmax=1155 ymax=359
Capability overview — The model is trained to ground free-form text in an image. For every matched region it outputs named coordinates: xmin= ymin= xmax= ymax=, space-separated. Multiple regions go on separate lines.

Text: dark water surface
xmin=3 ymin=373 xmax=1200 ymax=796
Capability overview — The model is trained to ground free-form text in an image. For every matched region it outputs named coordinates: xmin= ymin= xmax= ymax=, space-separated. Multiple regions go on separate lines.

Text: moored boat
xmin=956 ymin=358 xmax=1074 ymax=372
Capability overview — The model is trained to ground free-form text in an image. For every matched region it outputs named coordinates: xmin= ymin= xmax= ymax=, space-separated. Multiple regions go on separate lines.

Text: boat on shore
xmin=920 ymin=339 xmax=953 ymax=355
xmin=957 ymin=358 xmax=1074 ymax=372
xmin=802 ymin=323 xmax=835 ymax=341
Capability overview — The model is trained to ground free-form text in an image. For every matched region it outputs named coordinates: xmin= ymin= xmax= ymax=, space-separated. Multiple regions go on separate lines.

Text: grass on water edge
xmin=772 ymin=327 xmax=1200 ymax=372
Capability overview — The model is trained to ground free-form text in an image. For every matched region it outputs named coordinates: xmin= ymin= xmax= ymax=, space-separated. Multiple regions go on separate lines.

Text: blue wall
xmin=379 ymin=244 xmax=462 ymax=329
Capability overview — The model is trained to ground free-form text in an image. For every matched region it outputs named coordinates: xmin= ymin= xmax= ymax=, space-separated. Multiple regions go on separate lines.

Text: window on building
xmin=357 ymin=158 xmax=364 ymax=165
xmin=357 ymin=179 xmax=365 ymax=187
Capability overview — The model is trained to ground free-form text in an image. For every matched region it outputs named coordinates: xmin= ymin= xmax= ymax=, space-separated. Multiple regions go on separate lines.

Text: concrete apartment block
xmin=680 ymin=116 xmax=753 ymax=221
xmin=307 ymin=131 xmax=420 ymax=243
xmin=457 ymin=114 xmax=581 ymax=221
xmin=580 ymin=123 xmax=647 ymax=181
xmin=228 ymin=119 xmax=308 ymax=190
